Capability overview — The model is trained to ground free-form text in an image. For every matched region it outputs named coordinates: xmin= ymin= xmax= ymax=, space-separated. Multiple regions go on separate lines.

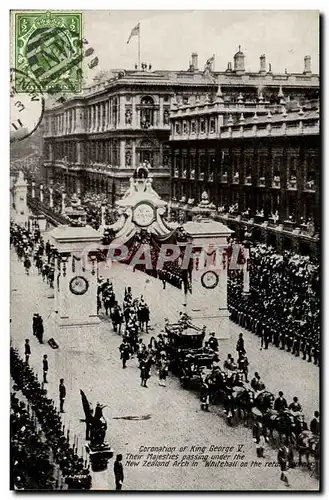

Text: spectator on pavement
xmin=114 ymin=454 xmax=124 ymax=490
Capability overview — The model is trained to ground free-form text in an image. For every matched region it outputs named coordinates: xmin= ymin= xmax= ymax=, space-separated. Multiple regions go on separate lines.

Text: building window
xmin=175 ymin=122 xmax=181 ymax=135
xmin=137 ymin=139 xmax=154 ymax=166
xmin=183 ymin=122 xmax=188 ymax=134
xmin=140 ymin=96 xmax=155 ymax=129
xmin=210 ymin=119 xmax=215 ymax=133
xmin=200 ymin=120 xmax=205 ymax=133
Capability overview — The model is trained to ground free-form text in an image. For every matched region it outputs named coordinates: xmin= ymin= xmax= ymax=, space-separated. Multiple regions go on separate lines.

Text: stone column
xmin=102 ymin=102 xmax=106 ymax=131
xmin=120 ymin=139 xmax=125 ymax=168
xmin=90 ymin=106 xmax=93 ymax=132
xmin=49 ymin=144 xmax=54 ymax=161
xmin=77 ymin=142 xmax=83 ymax=164
xmin=40 ymin=184 xmax=44 ymax=203
xmin=132 ymin=141 xmax=136 ymax=169
xmin=31 ymin=181 xmax=35 ymax=198
xmin=61 ymin=193 xmax=66 ymax=214
xmin=132 ymin=96 xmax=137 ymax=128
xmin=159 ymin=96 xmax=164 ymax=127
xmin=49 ymin=187 xmax=53 ymax=208
xmin=119 ymin=95 xmax=125 ymax=127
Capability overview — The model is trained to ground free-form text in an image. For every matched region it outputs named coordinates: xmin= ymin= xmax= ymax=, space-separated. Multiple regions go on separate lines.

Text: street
xmin=10 ymin=242 xmax=319 ymax=491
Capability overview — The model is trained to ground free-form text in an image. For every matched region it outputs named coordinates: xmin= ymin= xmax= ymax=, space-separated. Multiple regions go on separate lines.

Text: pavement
xmin=10 ymin=238 xmax=320 ymax=491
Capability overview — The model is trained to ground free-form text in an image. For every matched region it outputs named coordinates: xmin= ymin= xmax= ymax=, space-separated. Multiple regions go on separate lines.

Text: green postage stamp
xmin=14 ymin=11 xmax=83 ymax=93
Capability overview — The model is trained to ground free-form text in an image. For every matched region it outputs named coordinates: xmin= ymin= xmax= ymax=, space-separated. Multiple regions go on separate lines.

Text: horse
xmin=205 ymin=369 xmax=228 ymax=404
xmin=297 ymin=430 xmax=320 ymax=472
xmin=232 ymin=386 xmax=255 ymax=425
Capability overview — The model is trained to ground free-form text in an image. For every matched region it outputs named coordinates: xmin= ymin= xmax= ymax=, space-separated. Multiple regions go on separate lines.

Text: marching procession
xmin=10 ymin=217 xmax=320 ymax=490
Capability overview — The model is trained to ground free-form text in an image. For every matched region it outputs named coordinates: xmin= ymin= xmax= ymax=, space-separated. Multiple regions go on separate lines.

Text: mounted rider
xmin=274 ymin=391 xmax=288 ymax=413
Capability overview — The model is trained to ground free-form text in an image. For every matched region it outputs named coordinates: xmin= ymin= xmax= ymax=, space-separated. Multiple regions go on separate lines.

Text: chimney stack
xmin=259 ymin=54 xmax=266 ymax=74
xmin=304 ymin=55 xmax=312 ymax=74
xmin=191 ymin=53 xmax=198 ymax=71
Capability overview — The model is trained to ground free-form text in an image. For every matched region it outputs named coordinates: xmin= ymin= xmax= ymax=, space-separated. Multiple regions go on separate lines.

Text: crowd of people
xmin=11 ymin=348 xmax=92 ymax=490
xmin=11 ymin=392 xmax=55 ymax=490
xmin=228 ymin=243 xmax=320 ymax=365
xmin=10 ymin=222 xmax=55 ymax=288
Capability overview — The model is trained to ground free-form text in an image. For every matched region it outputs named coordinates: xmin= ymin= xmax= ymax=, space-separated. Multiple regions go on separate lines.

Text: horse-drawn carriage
xmin=158 ymin=315 xmax=217 ymax=387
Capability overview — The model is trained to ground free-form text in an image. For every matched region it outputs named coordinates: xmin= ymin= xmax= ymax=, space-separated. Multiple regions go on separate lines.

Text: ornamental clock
xmin=69 ymin=276 xmax=89 ymax=295
xmin=133 ymin=203 xmax=155 ymax=227
xmin=201 ymin=270 xmax=219 ymax=289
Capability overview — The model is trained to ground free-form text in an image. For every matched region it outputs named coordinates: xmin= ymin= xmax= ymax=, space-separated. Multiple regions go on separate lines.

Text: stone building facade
xmin=42 ymin=48 xmax=319 ymax=205
xmin=169 ymin=89 xmax=320 ymax=255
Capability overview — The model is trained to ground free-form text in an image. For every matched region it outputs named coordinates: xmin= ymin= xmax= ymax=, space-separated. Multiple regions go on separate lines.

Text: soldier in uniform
xmin=42 ymin=354 xmax=48 ymax=383
xmin=119 ymin=340 xmax=130 ymax=369
xmin=274 ymin=391 xmax=288 ymax=413
xmin=277 ymin=444 xmax=294 ymax=487
xmin=305 ymin=338 xmax=312 ymax=362
xmin=292 ymin=334 xmax=300 ymax=357
xmin=24 ymin=339 xmax=31 ymax=364
xmin=36 ymin=315 xmax=44 ymax=344
xmin=272 ymin=326 xmax=280 ymax=348
xmin=236 ymin=333 xmax=245 ymax=356
xmin=310 ymin=411 xmax=320 ymax=435
xmin=300 ymin=335 xmax=307 ymax=360
xmin=313 ymin=341 xmax=320 ymax=366
xmin=286 ymin=330 xmax=294 ymax=353
xmin=32 ymin=313 xmax=39 ymax=336
xmin=59 ymin=378 xmax=66 ymax=413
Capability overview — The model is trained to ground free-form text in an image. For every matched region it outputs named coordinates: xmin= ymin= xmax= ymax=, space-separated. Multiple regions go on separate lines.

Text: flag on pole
xmin=127 ymin=23 xmax=140 ymax=44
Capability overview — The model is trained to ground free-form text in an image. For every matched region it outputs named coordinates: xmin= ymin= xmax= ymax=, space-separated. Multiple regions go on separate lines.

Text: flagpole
xmin=138 ymin=27 xmax=141 ymax=70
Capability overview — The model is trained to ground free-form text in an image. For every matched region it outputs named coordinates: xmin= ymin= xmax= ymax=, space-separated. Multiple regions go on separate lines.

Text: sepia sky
xmin=83 ymin=10 xmax=319 ymax=81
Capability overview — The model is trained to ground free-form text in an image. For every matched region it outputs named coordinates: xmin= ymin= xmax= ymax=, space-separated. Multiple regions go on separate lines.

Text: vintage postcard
xmin=10 ymin=10 xmax=320 ymax=491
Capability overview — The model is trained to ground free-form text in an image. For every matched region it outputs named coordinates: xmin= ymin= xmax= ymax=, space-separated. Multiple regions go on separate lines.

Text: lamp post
xmin=242 ymin=229 xmax=252 ymax=295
